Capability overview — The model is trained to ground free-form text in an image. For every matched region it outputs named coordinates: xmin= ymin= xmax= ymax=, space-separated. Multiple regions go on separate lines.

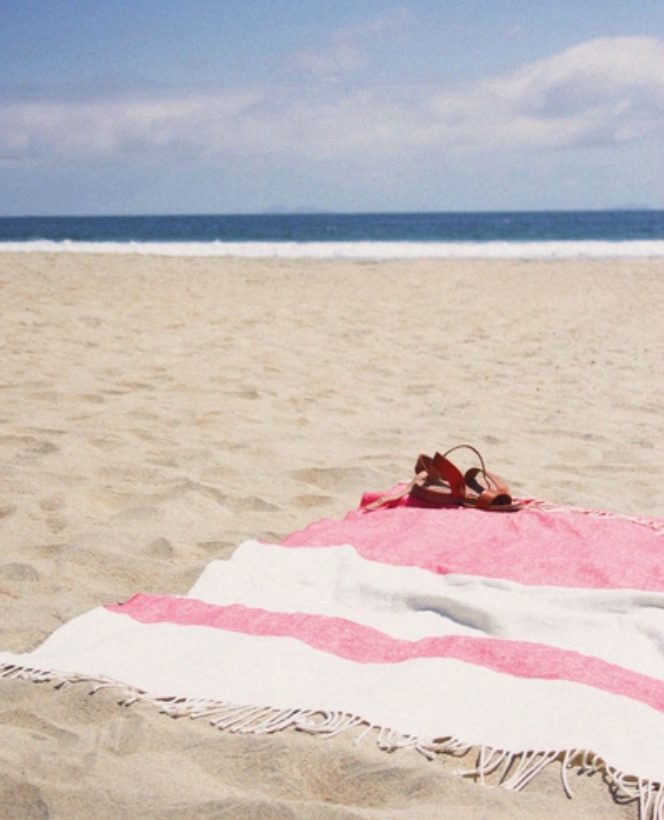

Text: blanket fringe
xmin=3 ymin=661 xmax=664 ymax=819
xmin=525 ymin=498 xmax=664 ymax=537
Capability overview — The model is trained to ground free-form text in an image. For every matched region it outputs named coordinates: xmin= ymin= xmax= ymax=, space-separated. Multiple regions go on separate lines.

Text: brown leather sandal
xmin=365 ymin=445 xmax=521 ymax=512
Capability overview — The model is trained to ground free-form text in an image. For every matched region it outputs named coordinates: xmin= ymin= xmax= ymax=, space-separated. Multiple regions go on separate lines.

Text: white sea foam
xmin=1 ymin=239 xmax=664 ymax=259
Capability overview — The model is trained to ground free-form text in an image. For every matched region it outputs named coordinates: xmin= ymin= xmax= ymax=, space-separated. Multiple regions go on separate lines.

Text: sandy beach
xmin=1 ymin=251 xmax=663 ymax=819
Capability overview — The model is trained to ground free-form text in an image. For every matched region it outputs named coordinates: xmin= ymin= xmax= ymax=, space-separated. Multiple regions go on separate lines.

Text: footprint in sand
xmin=0 ymin=564 xmax=40 ymax=583
xmin=0 ymin=774 xmax=48 ymax=820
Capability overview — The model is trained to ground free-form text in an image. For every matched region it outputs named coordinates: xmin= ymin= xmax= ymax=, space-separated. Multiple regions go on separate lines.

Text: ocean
xmin=0 ymin=211 xmax=663 ymax=259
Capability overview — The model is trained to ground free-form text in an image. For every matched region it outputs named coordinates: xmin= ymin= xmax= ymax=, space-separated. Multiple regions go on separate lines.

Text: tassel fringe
xmin=2 ymin=661 xmax=663 ymax=819
xmin=525 ymin=498 xmax=664 ymax=537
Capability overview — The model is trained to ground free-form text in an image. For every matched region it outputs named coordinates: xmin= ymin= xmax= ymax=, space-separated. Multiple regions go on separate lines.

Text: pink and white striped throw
xmin=3 ymin=490 xmax=664 ymax=816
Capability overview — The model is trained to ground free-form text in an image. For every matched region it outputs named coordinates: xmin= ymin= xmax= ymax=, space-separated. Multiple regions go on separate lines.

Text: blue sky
xmin=1 ymin=0 xmax=663 ymax=215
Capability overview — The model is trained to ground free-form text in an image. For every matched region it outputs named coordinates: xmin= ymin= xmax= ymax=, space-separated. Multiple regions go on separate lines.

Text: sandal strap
xmin=473 ymin=488 xmax=514 ymax=509
xmin=465 ymin=467 xmax=514 ymax=508
xmin=464 ymin=467 xmax=511 ymax=495
xmin=363 ymin=481 xmax=414 ymax=511
xmin=440 ymin=444 xmax=488 ymax=471
xmin=431 ymin=452 xmax=466 ymax=500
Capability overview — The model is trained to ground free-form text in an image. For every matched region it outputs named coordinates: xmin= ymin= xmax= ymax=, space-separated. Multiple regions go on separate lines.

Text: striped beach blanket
xmin=3 ymin=490 xmax=664 ymax=817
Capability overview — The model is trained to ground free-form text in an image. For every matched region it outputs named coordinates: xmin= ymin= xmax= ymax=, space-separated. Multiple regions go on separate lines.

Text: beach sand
xmin=1 ymin=252 xmax=662 ymax=819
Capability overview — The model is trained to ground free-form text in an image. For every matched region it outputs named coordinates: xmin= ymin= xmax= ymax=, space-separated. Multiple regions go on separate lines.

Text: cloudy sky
xmin=1 ymin=0 xmax=663 ymax=215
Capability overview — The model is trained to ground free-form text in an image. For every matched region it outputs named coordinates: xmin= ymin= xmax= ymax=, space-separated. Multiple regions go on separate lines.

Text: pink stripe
xmin=107 ymin=594 xmax=664 ymax=715
xmin=282 ymin=495 xmax=664 ymax=591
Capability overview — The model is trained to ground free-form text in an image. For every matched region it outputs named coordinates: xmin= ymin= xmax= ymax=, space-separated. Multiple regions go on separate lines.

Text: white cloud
xmin=289 ymin=9 xmax=413 ymax=83
xmin=1 ymin=36 xmax=662 ymax=164
xmin=468 ymin=36 xmax=664 ymax=150
xmin=0 ymin=91 xmax=265 ymax=160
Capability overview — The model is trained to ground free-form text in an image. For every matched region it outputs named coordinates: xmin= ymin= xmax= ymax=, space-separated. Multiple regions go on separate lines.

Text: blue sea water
xmin=0 ymin=211 xmax=663 ymax=259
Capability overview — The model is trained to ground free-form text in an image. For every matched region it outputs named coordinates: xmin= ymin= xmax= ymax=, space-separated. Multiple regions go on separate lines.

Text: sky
xmin=0 ymin=0 xmax=663 ymax=215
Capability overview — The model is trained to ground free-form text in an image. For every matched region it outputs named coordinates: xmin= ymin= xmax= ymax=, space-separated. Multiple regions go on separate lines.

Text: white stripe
xmin=189 ymin=541 xmax=664 ymax=679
